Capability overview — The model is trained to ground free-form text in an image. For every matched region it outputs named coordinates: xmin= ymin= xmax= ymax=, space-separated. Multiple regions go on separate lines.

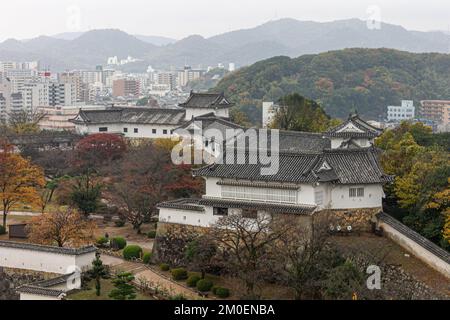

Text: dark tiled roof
xmin=16 ymin=273 xmax=74 ymax=298
xmin=326 ymin=114 xmax=382 ymax=138
xmin=179 ymin=92 xmax=233 ymax=109
xmin=0 ymin=241 xmax=97 ymax=255
xmin=377 ymin=212 xmax=450 ymax=264
xmin=157 ymin=199 xmax=205 ymax=212
xmin=222 ymin=129 xmax=330 ymax=154
xmin=178 ymin=113 xmax=244 ymax=136
xmin=71 ymin=107 xmax=186 ymax=126
xmin=198 ymin=197 xmax=316 ymax=215
xmin=194 ymin=148 xmax=392 ymax=185
xmin=16 ymin=285 xmax=65 ymax=297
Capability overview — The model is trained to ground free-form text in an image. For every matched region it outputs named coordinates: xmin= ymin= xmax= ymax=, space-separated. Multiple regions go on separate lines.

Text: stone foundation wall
xmin=345 ymin=254 xmax=447 ymax=300
xmin=319 ymin=208 xmax=381 ymax=233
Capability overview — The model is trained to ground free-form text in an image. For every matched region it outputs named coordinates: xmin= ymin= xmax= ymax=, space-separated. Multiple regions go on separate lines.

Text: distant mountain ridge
xmin=1 ymin=18 xmax=450 ymax=71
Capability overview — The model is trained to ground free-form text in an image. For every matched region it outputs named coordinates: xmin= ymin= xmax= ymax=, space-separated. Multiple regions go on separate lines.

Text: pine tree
xmin=109 ymin=272 xmax=136 ymax=300
xmin=89 ymin=252 xmax=109 ymax=296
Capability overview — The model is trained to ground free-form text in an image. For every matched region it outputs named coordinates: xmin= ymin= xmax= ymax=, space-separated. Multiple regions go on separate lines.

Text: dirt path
xmin=110 ymin=259 xmax=201 ymax=300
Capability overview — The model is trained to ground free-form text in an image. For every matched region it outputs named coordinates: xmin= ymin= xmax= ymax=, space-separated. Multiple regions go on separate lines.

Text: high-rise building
xmin=387 ymin=100 xmax=415 ymax=122
xmin=420 ymin=100 xmax=450 ymax=132
xmin=156 ymin=72 xmax=177 ymax=90
xmin=177 ymin=66 xmax=205 ymax=87
xmin=49 ymin=82 xmax=75 ymax=106
xmin=112 ymin=79 xmax=140 ymax=98
xmin=59 ymin=72 xmax=85 ymax=103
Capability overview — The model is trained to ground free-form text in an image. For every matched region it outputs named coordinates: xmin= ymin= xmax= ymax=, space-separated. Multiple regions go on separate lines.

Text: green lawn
xmin=68 ymin=279 xmax=154 ymax=300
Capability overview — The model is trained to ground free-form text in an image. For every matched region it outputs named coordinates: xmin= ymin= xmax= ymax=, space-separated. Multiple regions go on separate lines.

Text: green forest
xmin=213 ymin=48 xmax=450 ymax=124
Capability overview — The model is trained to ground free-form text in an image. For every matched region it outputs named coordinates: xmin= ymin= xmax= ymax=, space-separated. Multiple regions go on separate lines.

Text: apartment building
xmin=112 ymin=79 xmax=140 ymax=98
xmin=420 ymin=100 xmax=450 ymax=132
xmin=387 ymin=100 xmax=415 ymax=122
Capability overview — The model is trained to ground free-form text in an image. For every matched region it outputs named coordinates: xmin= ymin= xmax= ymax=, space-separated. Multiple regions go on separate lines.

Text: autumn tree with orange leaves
xmin=27 ymin=207 xmax=96 ymax=247
xmin=0 ymin=140 xmax=45 ymax=227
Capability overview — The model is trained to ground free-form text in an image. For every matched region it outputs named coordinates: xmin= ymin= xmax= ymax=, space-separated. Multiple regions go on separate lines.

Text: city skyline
xmin=0 ymin=0 xmax=450 ymax=41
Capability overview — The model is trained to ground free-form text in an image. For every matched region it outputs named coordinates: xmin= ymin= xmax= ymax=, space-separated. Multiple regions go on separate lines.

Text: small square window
xmin=134 ymin=128 xmax=138 ymax=133
xmin=123 ymin=128 xmax=128 ymax=133
xmin=99 ymin=127 xmax=108 ymax=132
xmin=213 ymin=207 xmax=228 ymax=216
xmin=152 ymin=129 xmax=157 ymax=134
xmin=163 ymin=129 xmax=168 ymax=134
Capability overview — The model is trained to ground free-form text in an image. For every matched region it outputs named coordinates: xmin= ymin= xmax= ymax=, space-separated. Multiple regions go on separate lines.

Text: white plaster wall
xmin=0 ymin=247 xmax=95 ymax=274
xmin=204 ymin=178 xmax=221 ymax=197
xmin=20 ymin=293 xmax=60 ymax=301
xmin=185 ymin=108 xmax=229 ymax=120
xmin=378 ymin=221 xmax=450 ymax=279
xmin=160 ymin=206 xmax=250 ymax=228
xmin=75 ymin=251 xmax=97 ymax=272
xmin=330 ymin=184 xmax=384 ymax=209
xmin=76 ymin=123 xmax=179 ymax=139
xmin=298 ymin=184 xmax=316 ymax=205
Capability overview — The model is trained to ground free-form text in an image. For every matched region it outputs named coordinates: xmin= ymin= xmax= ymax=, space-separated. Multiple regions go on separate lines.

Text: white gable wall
xmin=185 ymin=108 xmax=229 ymax=120
xmin=330 ymin=184 xmax=384 ymax=209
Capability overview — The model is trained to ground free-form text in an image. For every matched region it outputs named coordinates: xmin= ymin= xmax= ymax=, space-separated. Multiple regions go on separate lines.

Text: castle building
xmin=157 ymin=114 xmax=392 ymax=232
xmin=70 ymin=91 xmax=235 ymax=139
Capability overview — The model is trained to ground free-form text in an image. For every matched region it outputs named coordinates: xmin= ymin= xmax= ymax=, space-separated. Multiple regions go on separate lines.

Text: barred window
xmin=349 ymin=187 xmax=365 ymax=198
xmin=213 ymin=207 xmax=228 ymax=216
xmin=221 ymin=185 xmax=297 ymax=204
xmin=315 ymin=190 xmax=324 ymax=205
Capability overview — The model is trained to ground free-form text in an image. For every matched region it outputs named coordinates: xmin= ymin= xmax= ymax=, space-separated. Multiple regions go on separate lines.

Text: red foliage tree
xmin=74 ymin=133 xmax=127 ymax=169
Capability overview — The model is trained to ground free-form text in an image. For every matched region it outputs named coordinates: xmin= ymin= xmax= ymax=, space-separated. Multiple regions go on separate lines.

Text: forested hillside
xmin=213 ymin=48 xmax=450 ymax=123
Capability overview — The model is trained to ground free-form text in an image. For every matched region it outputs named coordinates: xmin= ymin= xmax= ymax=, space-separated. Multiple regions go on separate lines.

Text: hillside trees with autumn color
xmin=0 ymin=140 xmax=45 ymax=227
xmin=376 ymin=122 xmax=450 ymax=249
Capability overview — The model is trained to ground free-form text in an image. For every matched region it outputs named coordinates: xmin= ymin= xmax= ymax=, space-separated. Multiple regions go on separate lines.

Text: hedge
xmin=96 ymin=236 xmax=108 ymax=246
xmin=215 ymin=287 xmax=230 ymax=298
xmin=196 ymin=279 xmax=213 ymax=292
xmin=123 ymin=245 xmax=142 ymax=260
xmin=147 ymin=231 xmax=157 ymax=239
xmin=143 ymin=252 xmax=153 ymax=264
xmin=171 ymin=268 xmax=188 ymax=281
xmin=112 ymin=237 xmax=127 ymax=250
xmin=160 ymin=263 xmax=170 ymax=271
xmin=0 ymin=225 xmax=6 ymax=235
xmin=186 ymin=275 xmax=201 ymax=287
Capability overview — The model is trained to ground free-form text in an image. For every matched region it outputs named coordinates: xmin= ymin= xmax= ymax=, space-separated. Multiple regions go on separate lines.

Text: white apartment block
xmin=387 ymin=100 xmax=415 ymax=122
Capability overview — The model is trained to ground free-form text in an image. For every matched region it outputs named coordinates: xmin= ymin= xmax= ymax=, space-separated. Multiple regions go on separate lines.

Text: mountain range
xmin=1 ymin=18 xmax=450 ymax=71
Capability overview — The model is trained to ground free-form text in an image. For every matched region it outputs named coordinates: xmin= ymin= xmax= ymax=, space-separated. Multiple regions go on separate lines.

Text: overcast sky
xmin=1 ymin=0 xmax=449 ymax=41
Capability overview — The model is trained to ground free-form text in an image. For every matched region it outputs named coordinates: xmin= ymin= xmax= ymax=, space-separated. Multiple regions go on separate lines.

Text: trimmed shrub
xmin=96 ymin=236 xmax=108 ymax=246
xmin=143 ymin=252 xmax=153 ymax=264
xmin=147 ymin=231 xmax=157 ymax=239
xmin=171 ymin=268 xmax=188 ymax=281
xmin=160 ymin=263 xmax=170 ymax=271
xmin=196 ymin=279 xmax=213 ymax=292
xmin=186 ymin=275 xmax=201 ymax=287
xmin=211 ymin=285 xmax=219 ymax=295
xmin=123 ymin=245 xmax=142 ymax=261
xmin=0 ymin=225 xmax=6 ymax=235
xmin=169 ymin=294 xmax=187 ymax=300
xmin=112 ymin=237 xmax=127 ymax=250
xmin=215 ymin=287 xmax=230 ymax=298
